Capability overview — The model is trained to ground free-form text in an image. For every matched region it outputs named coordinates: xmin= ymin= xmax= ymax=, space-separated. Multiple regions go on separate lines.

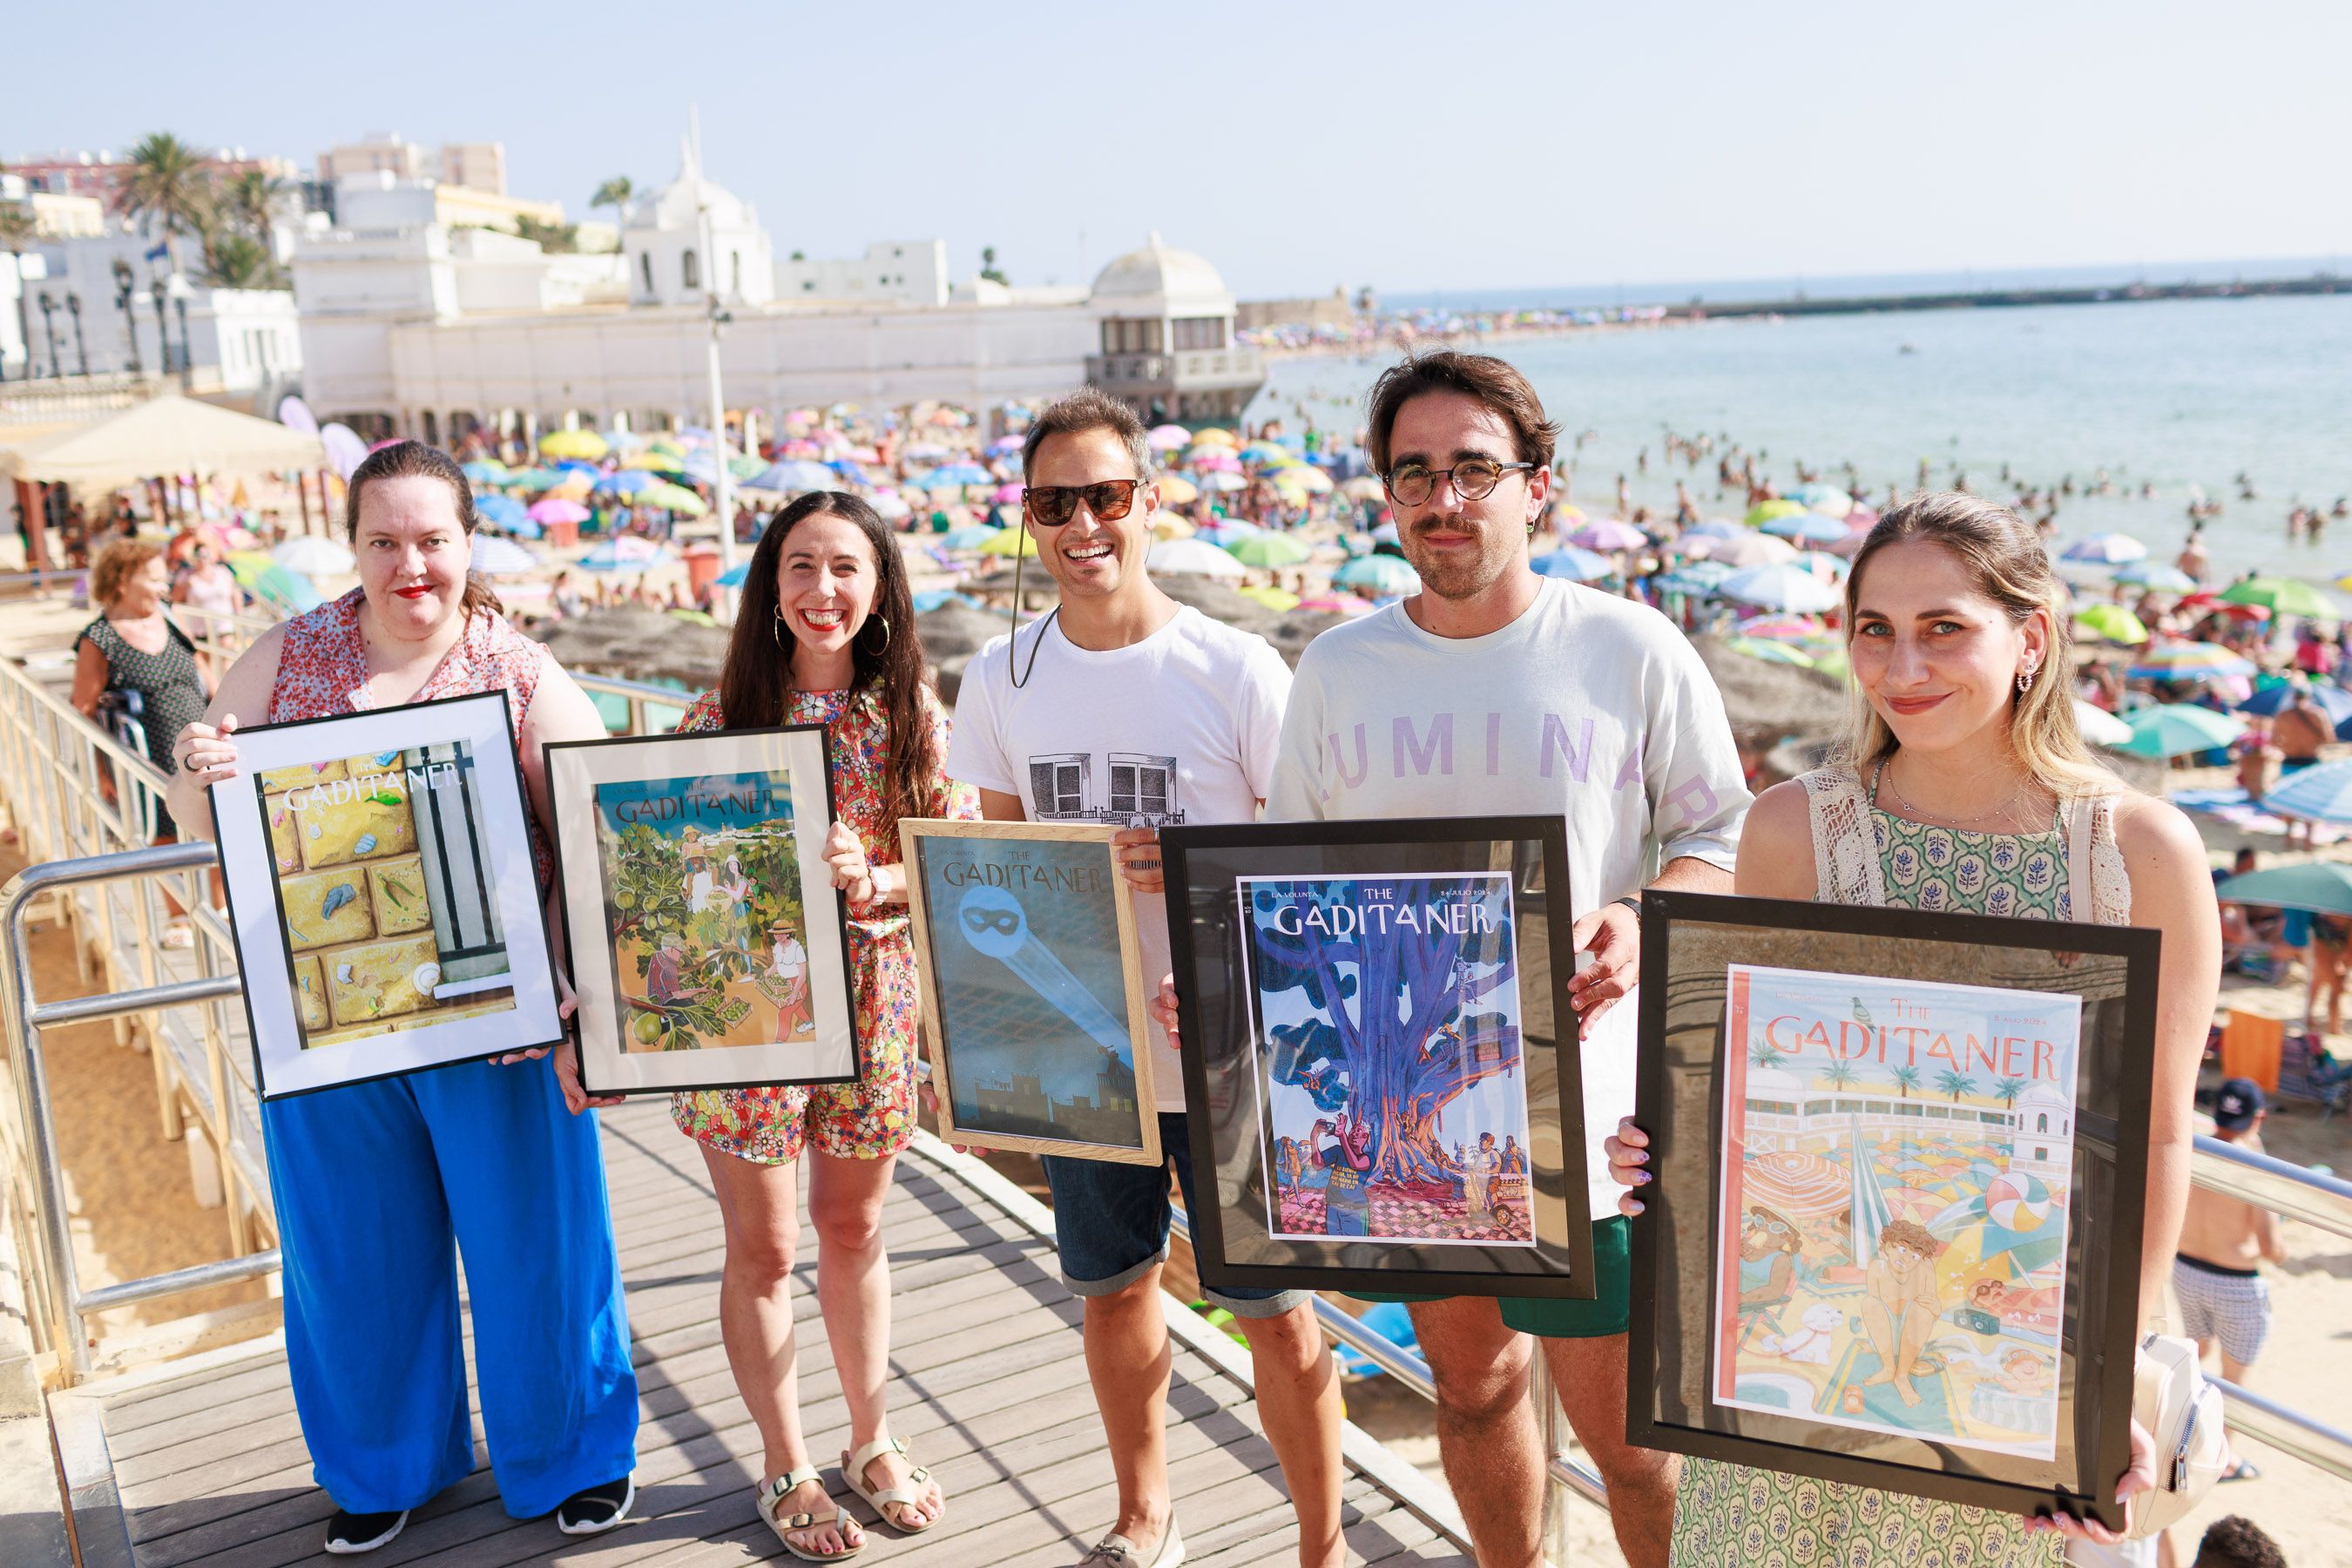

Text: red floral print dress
xmin=669 ymin=684 xmax=977 ymax=1163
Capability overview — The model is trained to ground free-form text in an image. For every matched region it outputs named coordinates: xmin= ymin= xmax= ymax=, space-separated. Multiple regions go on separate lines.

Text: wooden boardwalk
xmin=62 ymin=1102 xmax=1470 ymax=1567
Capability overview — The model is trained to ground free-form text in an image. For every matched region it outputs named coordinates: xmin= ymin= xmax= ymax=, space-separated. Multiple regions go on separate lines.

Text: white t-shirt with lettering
xmin=947 ymin=604 xmax=1294 ymax=1111
xmin=1268 ymin=577 xmax=1752 ymax=1218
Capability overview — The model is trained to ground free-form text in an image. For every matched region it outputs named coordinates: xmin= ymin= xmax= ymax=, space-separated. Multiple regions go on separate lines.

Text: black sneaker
xmin=324 ymin=1508 xmax=409 ymax=1554
xmin=556 ymin=1475 xmax=635 ymax=1535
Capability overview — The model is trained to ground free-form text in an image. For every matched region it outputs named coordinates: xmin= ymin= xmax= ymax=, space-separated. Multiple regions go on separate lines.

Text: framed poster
xmin=213 ymin=690 xmax=564 ymax=1099
xmin=900 ymin=820 xmax=1157 ymax=1165
xmin=1630 ymin=890 xmax=2160 ymax=1532
xmin=545 ymin=726 xmax=856 ymax=1095
xmin=1163 ymin=816 xmax=1593 ymax=1299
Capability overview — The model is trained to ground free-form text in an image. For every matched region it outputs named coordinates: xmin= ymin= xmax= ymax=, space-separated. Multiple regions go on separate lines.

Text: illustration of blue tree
xmin=1250 ymin=877 xmax=1521 ymax=1190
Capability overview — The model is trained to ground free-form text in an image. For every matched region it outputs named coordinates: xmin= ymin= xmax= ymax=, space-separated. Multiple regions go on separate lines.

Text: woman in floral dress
xmin=664 ymin=490 xmax=975 ymax=1560
xmin=1610 ymin=495 xmax=2217 ymax=1567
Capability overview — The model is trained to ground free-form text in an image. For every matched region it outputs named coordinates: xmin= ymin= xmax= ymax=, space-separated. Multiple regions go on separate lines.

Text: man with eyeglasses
xmin=945 ymin=387 xmax=1342 ymax=1568
xmin=1261 ymin=351 xmax=1751 ymax=1568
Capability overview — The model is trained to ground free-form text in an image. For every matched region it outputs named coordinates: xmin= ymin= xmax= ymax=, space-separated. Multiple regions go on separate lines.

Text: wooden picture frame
xmin=545 ymin=725 xmax=859 ymax=1096
xmin=1163 ymin=815 xmax=1594 ymax=1299
xmin=1630 ymin=889 xmax=2161 ymax=1532
xmin=901 ymin=819 xmax=1159 ymax=1166
xmin=212 ymin=691 xmax=564 ymax=1100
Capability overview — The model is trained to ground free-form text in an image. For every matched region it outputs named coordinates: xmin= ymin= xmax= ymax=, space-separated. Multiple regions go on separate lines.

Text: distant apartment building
xmin=1235 ymin=288 xmax=1357 ymax=331
xmin=317 ymin=133 xmax=509 ymax=195
xmin=774 ymin=240 xmax=950 ymax=306
xmin=3 ymin=146 xmax=299 ymax=206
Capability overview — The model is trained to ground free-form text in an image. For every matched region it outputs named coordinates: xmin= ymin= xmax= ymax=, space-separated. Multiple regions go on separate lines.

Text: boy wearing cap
xmin=2173 ymin=1078 xmax=2284 ymax=1480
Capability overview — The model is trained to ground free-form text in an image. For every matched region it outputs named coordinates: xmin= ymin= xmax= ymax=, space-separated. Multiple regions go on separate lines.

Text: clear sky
xmin=10 ymin=0 xmax=2346 ymax=300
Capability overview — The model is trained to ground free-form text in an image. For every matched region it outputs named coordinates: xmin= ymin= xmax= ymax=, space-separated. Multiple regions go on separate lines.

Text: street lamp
xmin=64 ymin=292 xmax=88 ymax=377
xmin=170 ymin=276 xmax=193 ymax=393
xmin=34 ymin=290 xmax=58 ymax=378
xmin=112 ymin=258 xmax=140 ymax=375
xmin=149 ymin=276 xmax=171 ymax=377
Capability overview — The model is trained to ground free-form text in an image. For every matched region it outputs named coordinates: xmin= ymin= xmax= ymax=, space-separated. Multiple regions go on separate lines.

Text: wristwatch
xmin=1613 ymin=895 xmax=1645 ymax=919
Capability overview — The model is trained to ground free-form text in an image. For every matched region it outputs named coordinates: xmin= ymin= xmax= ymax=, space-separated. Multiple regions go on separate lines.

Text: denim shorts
xmin=1042 ymin=1112 xmax=1310 ymax=1321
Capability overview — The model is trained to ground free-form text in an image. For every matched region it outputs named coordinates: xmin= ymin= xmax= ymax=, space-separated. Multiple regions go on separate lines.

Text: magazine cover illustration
xmin=255 ymin=744 xmax=515 ymax=1049
xmin=1713 ymin=963 xmax=2083 ymax=1459
xmin=1240 ymin=872 xmax=1533 ymax=1247
xmin=590 ymin=767 xmax=813 ymax=1053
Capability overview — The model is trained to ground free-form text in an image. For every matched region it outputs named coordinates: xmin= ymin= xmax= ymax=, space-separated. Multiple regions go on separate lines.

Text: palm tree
xmin=118 ymin=132 xmax=216 ymax=273
xmin=513 ymin=215 xmax=579 ymax=253
xmin=1934 ymin=1069 xmax=1977 ymax=1102
xmin=221 ymin=169 xmax=285 ymax=240
xmin=979 ymin=245 xmax=1007 ymax=285
xmin=204 ymin=233 xmax=271 ymax=289
xmin=1889 ymin=1064 xmax=1924 ymax=1099
xmin=1991 ymin=1076 xmax=2029 ymax=1110
xmin=1817 ymin=1058 xmax=1862 ymax=1092
xmin=0 ymin=201 xmax=35 ymax=381
xmin=1748 ymin=1038 xmax=1785 ymax=1071
xmin=590 ymin=175 xmax=632 ymax=250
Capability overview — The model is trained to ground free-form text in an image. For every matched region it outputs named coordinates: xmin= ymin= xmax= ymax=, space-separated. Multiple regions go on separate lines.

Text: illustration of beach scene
xmin=1242 ymin=873 xmax=1534 ymax=1247
xmin=591 ymin=768 xmax=809 ymax=1053
xmin=1713 ymin=963 xmax=2083 ymax=1460
xmin=256 ymin=743 xmax=516 ymax=1050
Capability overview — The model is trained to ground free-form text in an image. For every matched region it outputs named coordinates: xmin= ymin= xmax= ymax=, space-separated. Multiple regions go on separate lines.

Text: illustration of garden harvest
xmin=256 ymin=745 xmax=516 ymax=1049
xmin=591 ymin=768 xmax=809 ymax=1053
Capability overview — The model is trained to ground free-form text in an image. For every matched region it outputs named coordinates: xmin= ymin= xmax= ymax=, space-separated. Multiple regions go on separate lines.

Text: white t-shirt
xmin=1268 ymin=578 xmax=1752 ymax=1218
xmin=948 ymin=604 xmax=1294 ymax=1111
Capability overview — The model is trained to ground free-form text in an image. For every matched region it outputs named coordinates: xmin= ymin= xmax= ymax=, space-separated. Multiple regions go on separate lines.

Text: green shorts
xmin=1351 ymin=1214 xmax=1630 ymax=1338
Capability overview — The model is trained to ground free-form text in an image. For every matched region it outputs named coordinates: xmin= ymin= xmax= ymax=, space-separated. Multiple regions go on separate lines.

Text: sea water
xmin=1251 ymin=293 xmax=2352 ymax=586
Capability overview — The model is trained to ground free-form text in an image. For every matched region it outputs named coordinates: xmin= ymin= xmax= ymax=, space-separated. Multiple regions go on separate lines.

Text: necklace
xmin=1879 ymin=760 xmax=2036 ymax=831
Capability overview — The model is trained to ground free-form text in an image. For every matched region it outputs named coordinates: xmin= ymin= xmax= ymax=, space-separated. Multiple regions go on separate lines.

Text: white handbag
xmin=2125 ymin=1332 xmax=2228 ymax=1538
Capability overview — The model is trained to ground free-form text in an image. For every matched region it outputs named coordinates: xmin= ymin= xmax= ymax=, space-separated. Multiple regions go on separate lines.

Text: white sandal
xmin=757 ymin=1466 xmax=864 ymax=1562
xmin=841 ymin=1436 xmax=942 ymax=1535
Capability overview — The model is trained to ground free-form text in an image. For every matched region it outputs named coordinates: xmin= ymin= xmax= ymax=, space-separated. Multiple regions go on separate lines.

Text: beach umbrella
xmin=1195 ymin=521 xmax=1267 ymax=548
xmin=2119 ymin=703 xmax=2245 ymax=757
xmin=1682 ymin=518 xmax=1747 ymax=542
xmin=1335 ymin=554 xmax=1421 ymax=594
xmin=1156 ymin=475 xmax=1200 ymax=504
xmin=594 ymin=470 xmax=657 ymax=496
xmin=2253 ymin=758 xmax=2352 ymax=825
xmin=467 ymin=536 xmax=538 ymax=576
xmin=1692 ymin=531 xmax=1797 ymax=569
xmin=1296 ymin=594 xmax=1369 ymax=615
xmin=1532 ymin=545 xmax=1614 ymax=581
xmin=1237 ymin=585 xmax=1301 ymax=612
xmin=1342 ymin=475 xmax=1387 ymax=502
xmin=928 ymin=462 xmax=992 ymax=487
xmin=1718 ymin=562 xmax=1843 ymax=613
xmin=620 ymin=450 xmax=685 ymax=474
xmin=2236 ymin=681 xmax=2352 ymax=721
xmin=475 ymin=493 xmax=528 ymax=530
xmin=868 ymin=493 xmax=912 ymax=522
xmin=1785 ymin=483 xmax=1854 ymax=519
xmin=2060 ymin=533 xmax=2148 ymax=565
xmin=1735 ymin=614 xmax=1828 ymax=642
xmin=2115 ymin=561 xmax=2198 ymax=592
xmin=578 ymin=539 xmax=671 ymax=573
xmin=1745 ymin=499 xmax=1807 ymax=526
xmin=715 ymin=561 xmax=754 ymax=588
xmin=272 ymin=537 xmax=355 ymax=576
xmin=1761 ymin=511 xmax=1851 ymax=544
xmin=1789 ymin=550 xmax=1849 ymax=582
xmin=984 ymin=434 xmax=1025 ymax=457
xmin=508 ymin=467 xmax=564 ymax=492
xmin=639 ymin=482 xmax=709 ymax=515
xmin=1728 ymin=636 xmax=1817 ymax=668
xmin=529 ymin=497 xmax=591 ymax=525
xmin=992 ymin=483 xmax=1025 ymax=504
xmin=2074 ymin=604 xmax=2149 ymax=645
xmin=2220 ymin=577 xmax=2340 ymax=619
xmin=1190 ymin=428 xmax=1236 ymax=447
xmin=538 ymin=429 xmax=608 ymax=460
xmin=225 ymin=551 xmax=325 ymax=612
xmin=2073 ymin=701 xmax=2135 ymax=747
xmin=1152 ymin=515 xmax=1195 ymax=541
xmin=1227 ymin=534 xmax=1311 ymax=569
xmin=1146 ymin=423 xmax=1192 ymax=451
xmin=2126 ymin=643 xmax=2258 ymax=681
xmin=1239 ymin=440 xmax=1291 ymax=464
xmin=2218 ymin=859 xmax=2352 ymax=916
xmin=978 ymin=528 xmax=1039 ymax=558
xmin=1148 ymin=537 xmax=1248 ymax=578
xmin=941 ymin=524 xmax=999 ymax=551
xmin=1571 ymin=518 xmax=1647 ymax=551
xmin=1189 ymin=449 xmax=1242 ymax=473
xmin=460 ymin=459 xmax=508 ymax=484
xmin=1199 ymin=470 xmax=1248 ymax=493
xmin=1272 ymin=465 xmax=1333 ymax=495
xmin=1738 ymin=1148 xmax=1849 ymax=1219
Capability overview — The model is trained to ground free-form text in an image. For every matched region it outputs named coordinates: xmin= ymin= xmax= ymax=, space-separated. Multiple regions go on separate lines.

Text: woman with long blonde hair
xmin=1611 ymin=492 xmax=2218 ymax=1565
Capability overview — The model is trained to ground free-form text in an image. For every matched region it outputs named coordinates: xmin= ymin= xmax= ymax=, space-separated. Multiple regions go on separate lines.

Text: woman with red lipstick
xmin=1609 ymin=493 xmax=2219 ymax=1566
xmin=164 ymin=441 xmax=639 ymax=1556
xmin=663 ymin=490 xmax=973 ymax=1560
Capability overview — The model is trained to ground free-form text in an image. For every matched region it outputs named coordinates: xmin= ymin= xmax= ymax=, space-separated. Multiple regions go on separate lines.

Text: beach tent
xmin=0 ymin=395 xmax=326 ymax=487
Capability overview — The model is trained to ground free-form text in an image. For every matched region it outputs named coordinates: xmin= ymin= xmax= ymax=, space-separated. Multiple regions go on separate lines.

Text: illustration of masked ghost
xmin=957 ymin=885 xmax=1129 ymax=1057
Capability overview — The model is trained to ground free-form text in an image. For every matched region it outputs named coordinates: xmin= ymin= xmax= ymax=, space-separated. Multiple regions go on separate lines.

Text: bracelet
xmin=1613 ymin=895 xmax=1645 ymax=918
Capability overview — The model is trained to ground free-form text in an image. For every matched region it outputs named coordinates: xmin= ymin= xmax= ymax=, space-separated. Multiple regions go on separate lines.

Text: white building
xmin=775 ymin=240 xmax=950 ymax=307
xmin=620 ymin=136 xmax=772 ymax=310
xmin=1740 ymin=1063 xmax=2071 ymax=1183
xmin=1084 ymin=233 xmax=1261 ymax=422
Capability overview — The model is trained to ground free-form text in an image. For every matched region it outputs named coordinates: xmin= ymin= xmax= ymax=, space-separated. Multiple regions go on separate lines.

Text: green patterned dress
xmin=1666 ymin=765 xmax=2131 ymax=1568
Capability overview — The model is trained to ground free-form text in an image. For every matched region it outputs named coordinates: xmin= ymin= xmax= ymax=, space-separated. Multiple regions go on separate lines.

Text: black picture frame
xmin=1629 ymin=889 xmax=2160 ymax=1533
xmin=1164 ymin=815 xmax=1594 ymax=1300
xmin=212 ymin=690 xmax=566 ymax=1100
xmin=544 ymin=723 xmax=861 ymax=1097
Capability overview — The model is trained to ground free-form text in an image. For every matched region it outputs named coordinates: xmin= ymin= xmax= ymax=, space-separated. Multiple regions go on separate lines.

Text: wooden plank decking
xmin=72 ymin=1102 xmax=1471 ymax=1566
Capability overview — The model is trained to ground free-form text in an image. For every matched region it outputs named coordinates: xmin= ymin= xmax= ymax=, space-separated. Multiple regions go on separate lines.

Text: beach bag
xmin=2125 ymin=1332 xmax=2227 ymax=1538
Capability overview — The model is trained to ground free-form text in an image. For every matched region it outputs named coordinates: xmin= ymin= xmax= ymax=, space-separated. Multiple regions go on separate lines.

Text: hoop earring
xmin=860 ymin=614 xmax=891 ymax=656
xmin=2017 ymin=666 xmax=2036 ymax=694
xmin=771 ymin=609 xmax=786 ymax=648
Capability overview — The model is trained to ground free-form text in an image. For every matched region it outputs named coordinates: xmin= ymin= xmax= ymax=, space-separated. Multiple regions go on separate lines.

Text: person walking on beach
xmin=1261 ymin=351 xmax=1752 ymax=1568
xmin=658 ymin=490 xmax=971 ymax=1560
xmin=948 ymin=388 xmax=1343 ymax=1568
xmin=1609 ymin=493 xmax=2220 ymax=1565
xmin=167 ymin=443 xmax=639 ymax=1556
xmin=2175 ymin=1078 xmax=2283 ymax=1483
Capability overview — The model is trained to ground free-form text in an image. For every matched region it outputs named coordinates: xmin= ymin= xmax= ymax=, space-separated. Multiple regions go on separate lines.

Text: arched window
xmin=682 ymin=249 xmax=700 ymax=290
xmin=731 ymin=252 xmax=742 ymax=296
xmin=639 ymin=253 xmax=653 ymax=294
xmin=2036 ymin=1112 xmax=2048 ymax=1132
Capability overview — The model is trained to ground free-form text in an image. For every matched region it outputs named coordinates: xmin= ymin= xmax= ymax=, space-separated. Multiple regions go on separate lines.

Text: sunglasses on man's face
xmin=1024 ymin=478 xmax=1146 ymax=529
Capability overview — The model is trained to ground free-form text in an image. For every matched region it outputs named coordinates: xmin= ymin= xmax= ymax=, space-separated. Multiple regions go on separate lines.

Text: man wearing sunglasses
xmin=1260 ymin=351 xmax=1751 ymax=1568
xmin=946 ymin=388 xmax=1340 ymax=1568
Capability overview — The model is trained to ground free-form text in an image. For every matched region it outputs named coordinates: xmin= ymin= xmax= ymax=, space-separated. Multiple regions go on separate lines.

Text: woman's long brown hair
xmin=719 ymin=490 xmax=939 ymax=840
